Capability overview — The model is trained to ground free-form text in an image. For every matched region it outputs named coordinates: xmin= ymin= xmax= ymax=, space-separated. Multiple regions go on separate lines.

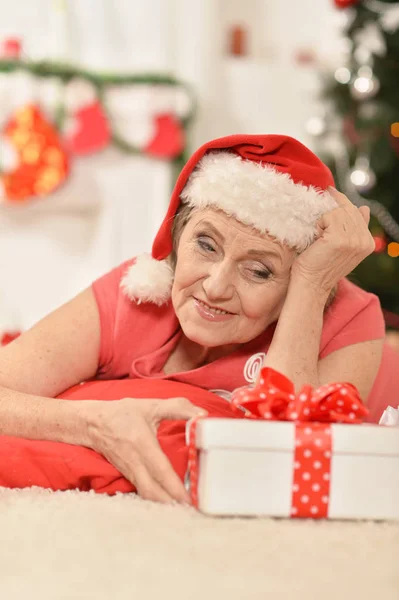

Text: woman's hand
xmin=291 ymin=187 xmax=375 ymax=294
xmin=88 ymin=396 xmax=206 ymax=504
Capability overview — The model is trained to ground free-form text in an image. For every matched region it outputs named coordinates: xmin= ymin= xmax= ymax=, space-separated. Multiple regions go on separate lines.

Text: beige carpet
xmin=0 ymin=487 xmax=398 ymax=600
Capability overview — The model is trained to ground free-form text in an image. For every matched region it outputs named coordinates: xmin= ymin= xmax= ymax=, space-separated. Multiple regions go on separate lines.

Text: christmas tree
xmin=314 ymin=0 xmax=399 ymax=323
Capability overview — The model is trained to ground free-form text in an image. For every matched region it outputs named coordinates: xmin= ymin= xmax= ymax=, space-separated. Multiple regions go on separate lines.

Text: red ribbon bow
xmin=231 ymin=367 xmax=368 ymax=424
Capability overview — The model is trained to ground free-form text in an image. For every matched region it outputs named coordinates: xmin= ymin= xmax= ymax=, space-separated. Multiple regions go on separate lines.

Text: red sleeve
xmin=319 ymin=279 xmax=385 ymax=359
xmin=91 ymin=259 xmax=134 ymax=374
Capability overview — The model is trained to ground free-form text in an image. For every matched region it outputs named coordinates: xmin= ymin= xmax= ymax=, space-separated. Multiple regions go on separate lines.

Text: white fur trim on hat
xmin=180 ymin=152 xmax=337 ymax=252
xmin=121 ymin=254 xmax=174 ymax=305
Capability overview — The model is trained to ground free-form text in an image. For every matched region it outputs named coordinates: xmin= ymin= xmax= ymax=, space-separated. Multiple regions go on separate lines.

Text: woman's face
xmin=171 ymin=208 xmax=296 ymax=348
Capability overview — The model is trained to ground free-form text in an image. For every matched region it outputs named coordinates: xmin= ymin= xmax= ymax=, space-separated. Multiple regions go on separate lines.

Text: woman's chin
xmin=180 ymin=321 xmax=235 ymax=348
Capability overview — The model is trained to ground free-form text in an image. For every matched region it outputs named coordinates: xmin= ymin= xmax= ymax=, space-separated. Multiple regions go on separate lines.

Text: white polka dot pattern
xmin=230 ymin=367 xmax=367 ymax=424
xmin=291 ymin=423 xmax=332 ymax=518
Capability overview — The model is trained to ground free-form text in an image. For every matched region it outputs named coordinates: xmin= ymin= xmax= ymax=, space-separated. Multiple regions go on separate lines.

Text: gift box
xmin=186 ymin=369 xmax=399 ymax=520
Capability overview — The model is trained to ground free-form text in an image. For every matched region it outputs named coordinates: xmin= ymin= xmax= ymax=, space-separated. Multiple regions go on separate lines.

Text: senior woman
xmin=0 ymin=134 xmax=394 ymax=505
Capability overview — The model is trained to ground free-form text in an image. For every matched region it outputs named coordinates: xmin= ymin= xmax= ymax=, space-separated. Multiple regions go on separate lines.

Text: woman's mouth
xmin=193 ymin=298 xmax=234 ymax=322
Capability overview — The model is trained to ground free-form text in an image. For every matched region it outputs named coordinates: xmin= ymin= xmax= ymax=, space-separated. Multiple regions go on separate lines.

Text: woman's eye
xmin=197 ymin=238 xmax=215 ymax=253
xmin=251 ymin=268 xmax=271 ymax=280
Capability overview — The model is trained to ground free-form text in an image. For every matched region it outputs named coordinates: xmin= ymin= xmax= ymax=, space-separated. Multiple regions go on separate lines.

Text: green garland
xmin=0 ymin=59 xmax=196 ymax=167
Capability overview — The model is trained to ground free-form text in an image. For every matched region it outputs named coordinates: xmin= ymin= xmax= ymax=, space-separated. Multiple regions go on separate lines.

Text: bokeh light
xmin=387 ymin=242 xmax=399 ymax=258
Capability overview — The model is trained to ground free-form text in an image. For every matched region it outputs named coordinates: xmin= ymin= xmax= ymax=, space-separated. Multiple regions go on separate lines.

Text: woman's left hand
xmin=291 ymin=187 xmax=375 ymax=294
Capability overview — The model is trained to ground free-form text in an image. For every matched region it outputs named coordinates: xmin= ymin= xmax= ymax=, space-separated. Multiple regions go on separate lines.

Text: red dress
xmin=0 ymin=259 xmax=396 ymax=494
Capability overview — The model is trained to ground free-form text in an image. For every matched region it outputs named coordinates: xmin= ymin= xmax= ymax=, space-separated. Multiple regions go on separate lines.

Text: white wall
xmin=184 ymin=0 xmax=344 ymax=148
xmin=0 ymin=0 xmax=344 ymax=329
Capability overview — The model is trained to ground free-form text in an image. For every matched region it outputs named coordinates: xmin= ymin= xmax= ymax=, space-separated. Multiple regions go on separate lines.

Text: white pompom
xmin=121 ymin=253 xmax=174 ymax=306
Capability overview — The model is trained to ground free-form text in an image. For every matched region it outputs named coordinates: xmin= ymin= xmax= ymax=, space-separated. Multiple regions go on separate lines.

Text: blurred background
xmin=0 ymin=0 xmax=398 ymax=348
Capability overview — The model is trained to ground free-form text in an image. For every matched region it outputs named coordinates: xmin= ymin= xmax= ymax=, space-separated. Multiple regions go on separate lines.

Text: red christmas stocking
xmin=145 ymin=113 xmax=185 ymax=159
xmin=65 ymin=101 xmax=111 ymax=155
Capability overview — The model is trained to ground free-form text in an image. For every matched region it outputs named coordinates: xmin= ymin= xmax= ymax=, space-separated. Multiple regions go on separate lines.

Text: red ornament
xmin=333 ymin=0 xmax=360 ymax=8
xmin=389 ymin=125 xmax=399 ymax=157
xmin=373 ymin=235 xmax=387 ymax=253
xmin=293 ymin=48 xmax=317 ymax=66
xmin=65 ymin=102 xmax=111 ymax=155
xmin=145 ymin=113 xmax=185 ymax=159
xmin=1 ymin=37 xmax=22 ymax=59
xmin=1 ymin=105 xmax=69 ymax=202
xmin=229 ymin=25 xmax=247 ymax=57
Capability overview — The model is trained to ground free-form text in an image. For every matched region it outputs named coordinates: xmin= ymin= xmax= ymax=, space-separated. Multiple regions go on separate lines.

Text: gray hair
xmin=170 ymin=202 xmax=198 ymax=268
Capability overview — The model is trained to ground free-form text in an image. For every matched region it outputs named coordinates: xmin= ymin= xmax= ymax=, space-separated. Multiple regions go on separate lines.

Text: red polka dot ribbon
xmin=187 ymin=368 xmax=368 ymax=516
xmin=230 ymin=367 xmax=368 ymax=424
xmin=291 ymin=423 xmax=332 ymax=518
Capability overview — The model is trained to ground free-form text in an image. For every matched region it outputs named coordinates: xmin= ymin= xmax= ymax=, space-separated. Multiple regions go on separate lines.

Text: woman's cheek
xmin=175 ymin=262 xmax=202 ymax=292
xmin=182 ymin=253 xmax=208 ymax=281
xmin=241 ymin=289 xmax=283 ymax=321
xmin=176 ymin=246 xmax=198 ymax=272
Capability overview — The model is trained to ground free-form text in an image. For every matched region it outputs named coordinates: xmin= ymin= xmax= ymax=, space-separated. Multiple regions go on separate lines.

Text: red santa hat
xmin=121 ymin=134 xmax=336 ymax=305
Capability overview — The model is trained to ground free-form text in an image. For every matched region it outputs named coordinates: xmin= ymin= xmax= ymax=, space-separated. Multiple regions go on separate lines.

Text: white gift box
xmin=188 ymin=418 xmax=399 ymax=520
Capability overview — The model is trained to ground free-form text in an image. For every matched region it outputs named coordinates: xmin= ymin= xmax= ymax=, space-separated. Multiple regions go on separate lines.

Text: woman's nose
xmin=202 ymin=261 xmax=235 ymax=301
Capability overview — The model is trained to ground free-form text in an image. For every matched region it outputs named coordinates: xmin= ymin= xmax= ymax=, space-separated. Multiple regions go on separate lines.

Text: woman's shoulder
xmin=91 ymin=258 xmax=178 ymax=377
xmin=92 ymin=257 xmax=177 ymax=324
xmin=332 ymin=277 xmax=382 ymax=314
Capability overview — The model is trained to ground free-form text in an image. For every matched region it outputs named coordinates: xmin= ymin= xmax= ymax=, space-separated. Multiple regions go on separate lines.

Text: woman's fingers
xmin=139 ymin=397 xmax=205 ymax=503
xmin=155 ymin=396 xmax=207 ymax=422
xmin=328 ymin=186 xmax=371 ymax=225
xmin=145 ymin=398 xmax=206 ymax=503
xmin=132 ymin=461 xmax=176 ymax=504
xmin=293 ymin=185 xmax=375 ymax=290
xmin=328 ymin=186 xmax=359 ymax=211
xmin=137 ymin=421 xmax=192 ymax=504
xmin=358 ymin=205 xmax=371 ymax=225
xmin=327 ymin=186 xmax=352 ymax=207
xmin=91 ymin=397 xmax=204 ymax=506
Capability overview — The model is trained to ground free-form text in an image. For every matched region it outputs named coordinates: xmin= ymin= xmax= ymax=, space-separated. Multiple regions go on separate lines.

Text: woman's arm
xmin=0 ymin=285 xmax=201 ymax=504
xmin=0 ymin=386 xmax=95 ymax=445
xmin=261 ymin=275 xmax=384 ymax=400
xmin=261 ymin=276 xmax=327 ymax=391
xmin=262 ymin=187 xmax=379 ymax=399
xmin=318 ymin=338 xmax=384 ymax=402
xmin=0 ymin=287 xmax=101 ymax=441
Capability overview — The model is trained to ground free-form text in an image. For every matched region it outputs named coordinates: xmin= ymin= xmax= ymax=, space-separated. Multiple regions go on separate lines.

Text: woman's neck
xmin=183 ymin=334 xmax=241 ymax=366
xmin=163 ymin=333 xmax=240 ymax=374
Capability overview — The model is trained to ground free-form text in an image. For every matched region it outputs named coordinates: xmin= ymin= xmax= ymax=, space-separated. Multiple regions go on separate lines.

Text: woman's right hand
xmin=87 ymin=396 xmax=206 ymax=505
